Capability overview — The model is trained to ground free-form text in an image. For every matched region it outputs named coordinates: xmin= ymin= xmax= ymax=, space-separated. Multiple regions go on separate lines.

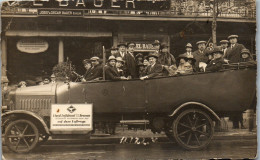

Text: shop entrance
xmin=64 ymin=37 xmax=112 ymax=75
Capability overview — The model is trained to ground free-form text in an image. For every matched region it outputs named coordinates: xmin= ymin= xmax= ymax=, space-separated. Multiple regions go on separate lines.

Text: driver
xmin=82 ymin=56 xmax=103 ymax=81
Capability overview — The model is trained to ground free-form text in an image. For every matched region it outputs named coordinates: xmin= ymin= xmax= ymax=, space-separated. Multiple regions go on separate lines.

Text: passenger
xmin=135 ymin=53 xmax=144 ymax=65
xmin=110 ymin=46 xmax=118 ymax=57
xmin=140 ymin=52 xmax=163 ymax=80
xmin=50 ymin=74 xmax=56 ymax=83
xmin=158 ymin=43 xmax=176 ymax=66
xmin=82 ymin=59 xmax=92 ymax=79
xmin=224 ymin=35 xmax=245 ymax=63
xmin=82 ymin=56 xmax=103 ymax=81
xmin=143 ymin=58 xmax=150 ymax=67
xmin=114 ymin=42 xmax=127 ymax=58
xmin=104 ymin=56 xmax=128 ymax=80
xmin=205 ymin=48 xmax=225 ymax=72
xmin=192 ymin=41 xmax=209 ymax=71
xmin=220 ymin=40 xmax=229 ymax=57
xmin=239 ymin=49 xmax=256 ymax=66
xmin=186 ymin=55 xmax=196 ymax=72
xmin=138 ymin=63 xmax=146 ymax=77
xmin=115 ymin=57 xmax=126 ymax=77
xmin=125 ymin=42 xmax=138 ymax=79
xmin=152 ymin=40 xmax=161 ymax=53
xmin=180 ymin=43 xmax=193 ymax=57
xmin=176 ymin=55 xmax=193 ymax=74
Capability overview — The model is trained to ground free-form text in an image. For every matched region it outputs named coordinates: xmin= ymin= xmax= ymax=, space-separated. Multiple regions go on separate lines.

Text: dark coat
xmin=114 ymin=52 xmax=126 ymax=59
xmin=125 ymin=52 xmax=137 ymax=78
xmin=224 ymin=43 xmax=245 ymax=63
xmin=206 ymin=58 xmax=225 ymax=72
xmin=144 ymin=63 xmax=163 ymax=78
xmin=84 ymin=64 xmax=103 ymax=81
xmin=240 ymin=57 xmax=257 ymax=67
xmin=192 ymin=49 xmax=209 ymax=71
xmin=104 ymin=64 xmax=121 ymax=81
xmin=158 ymin=52 xmax=176 ymax=66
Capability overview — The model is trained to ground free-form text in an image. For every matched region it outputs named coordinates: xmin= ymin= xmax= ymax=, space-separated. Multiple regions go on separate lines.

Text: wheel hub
xmin=191 ymin=127 xmax=196 ymax=131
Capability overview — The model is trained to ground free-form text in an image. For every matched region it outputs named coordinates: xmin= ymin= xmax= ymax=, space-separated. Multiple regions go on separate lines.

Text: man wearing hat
xmin=225 ymin=35 xmax=245 ymax=63
xmin=180 ymin=43 xmax=193 ymax=57
xmin=115 ymin=57 xmax=127 ymax=77
xmin=192 ymin=41 xmax=209 ymax=71
xmin=110 ymin=46 xmax=118 ymax=57
xmin=140 ymin=52 xmax=163 ymax=80
xmin=82 ymin=56 xmax=103 ymax=81
xmin=104 ymin=56 xmax=128 ymax=80
xmin=205 ymin=48 xmax=225 ymax=72
xmin=114 ymin=42 xmax=127 ymax=58
xmin=219 ymin=40 xmax=229 ymax=57
xmin=125 ymin=42 xmax=138 ymax=78
xmin=240 ymin=48 xmax=256 ymax=66
xmin=158 ymin=43 xmax=176 ymax=66
xmin=153 ymin=40 xmax=161 ymax=53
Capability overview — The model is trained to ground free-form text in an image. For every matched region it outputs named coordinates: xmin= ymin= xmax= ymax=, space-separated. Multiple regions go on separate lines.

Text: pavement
xmin=41 ymin=127 xmax=257 ymax=145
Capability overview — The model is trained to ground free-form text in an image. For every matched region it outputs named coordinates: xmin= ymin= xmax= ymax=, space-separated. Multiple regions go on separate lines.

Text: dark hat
xmin=186 ymin=43 xmax=193 ymax=48
xmin=107 ymin=56 xmax=116 ymax=62
xmin=135 ymin=53 xmax=143 ymax=58
xmin=160 ymin=43 xmax=169 ymax=49
xmin=83 ymin=59 xmax=91 ymax=64
xmin=228 ymin=35 xmax=238 ymax=40
xmin=147 ymin=52 xmax=159 ymax=59
xmin=211 ymin=47 xmax=224 ymax=55
xmin=110 ymin=46 xmax=118 ymax=50
xmin=152 ymin=40 xmax=161 ymax=45
xmin=127 ymin=42 xmax=136 ymax=47
xmin=177 ymin=54 xmax=188 ymax=61
xmin=241 ymin=48 xmax=250 ymax=55
xmin=196 ymin=41 xmax=207 ymax=45
xmin=220 ymin=40 xmax=229 ymax=44
xmin=186 ymin=55 xmax=196 ymax=64
xmin=117 ymin=42 xmax=127 ymax=47
xmin=90 ymin=56 xmax=100 ymax=61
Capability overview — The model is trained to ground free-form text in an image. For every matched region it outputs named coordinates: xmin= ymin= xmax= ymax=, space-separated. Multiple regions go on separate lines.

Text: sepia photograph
xmin=0 ymin=0 xmax=257 ymax=159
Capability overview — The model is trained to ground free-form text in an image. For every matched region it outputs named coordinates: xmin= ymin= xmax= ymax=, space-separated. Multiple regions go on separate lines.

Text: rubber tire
xmin=173 ymin=109 xmax=214 ymax=150
xmin=5 ymin=119 xmax=39 ymax=153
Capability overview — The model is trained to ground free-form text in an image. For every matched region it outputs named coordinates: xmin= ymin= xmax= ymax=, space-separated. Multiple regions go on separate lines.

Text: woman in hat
xmin=140 ymin=52 xmax=163 ymax=80
xmin=176 ymin=55 xmax=193 ymax=74
xmin=104 ymin=56 xmax=128 ymax=81
xmin=135 ymin=53 xmax=144 ymax=65
xmin=205 ymin=48 xmax=225 ymax=72
xmin=239 ymin=49 xmax=256 ymax=66
xmin=158 ymin=43 xmax=176 ymax=66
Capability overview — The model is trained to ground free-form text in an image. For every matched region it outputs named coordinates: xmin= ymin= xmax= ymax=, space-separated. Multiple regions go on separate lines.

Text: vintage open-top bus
xmin=2 ymin=65 xmax=256 ymax=153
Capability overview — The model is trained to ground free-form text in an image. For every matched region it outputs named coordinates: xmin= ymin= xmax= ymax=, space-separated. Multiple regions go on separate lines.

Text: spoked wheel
xmin=173 ymin=109 xmax=214 ymax=150
xmin=38 ymin=134 xmax=49 ymax=145
xmin=5 ymin=119 xmax=39 ymax=153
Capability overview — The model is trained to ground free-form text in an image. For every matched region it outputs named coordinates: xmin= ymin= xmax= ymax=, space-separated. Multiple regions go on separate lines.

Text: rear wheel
xmin=5 ymin=119 xmax=39 ymax=153
xmin=173 ymin=109 xmax=214 ymax=150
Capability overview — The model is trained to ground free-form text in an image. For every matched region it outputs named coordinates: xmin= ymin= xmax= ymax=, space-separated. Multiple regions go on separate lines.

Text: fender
xmin=169 ymin=101 xmax=220 ymax=121
xmin=2 ymin=110 xmax=50 ymax=134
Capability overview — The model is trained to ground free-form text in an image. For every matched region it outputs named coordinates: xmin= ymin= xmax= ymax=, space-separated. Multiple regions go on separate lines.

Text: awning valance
xmin=5 ymin=30 xmax=112 ymax=37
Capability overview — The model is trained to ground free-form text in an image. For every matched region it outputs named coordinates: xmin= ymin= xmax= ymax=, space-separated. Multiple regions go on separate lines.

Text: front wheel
xmin=4 ymin=119 xmax=39 ymax=153
xmin=173 ymin=109 xmax=214 ymax=150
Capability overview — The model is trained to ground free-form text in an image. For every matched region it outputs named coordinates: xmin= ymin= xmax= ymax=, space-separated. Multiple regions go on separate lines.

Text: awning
xmin=5 ymin=30 xmax=112 ymax=37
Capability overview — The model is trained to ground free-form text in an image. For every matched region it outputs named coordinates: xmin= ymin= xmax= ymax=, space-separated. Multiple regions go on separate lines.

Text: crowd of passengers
xmin=81 ymin=34 xmax=256 ymax=82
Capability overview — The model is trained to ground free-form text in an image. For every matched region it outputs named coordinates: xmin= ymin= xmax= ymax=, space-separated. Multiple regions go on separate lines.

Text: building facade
xmin=1 ymin=0 xmax=256 ymax=84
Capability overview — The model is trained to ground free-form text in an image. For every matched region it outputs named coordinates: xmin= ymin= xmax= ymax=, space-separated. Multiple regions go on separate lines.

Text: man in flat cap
xmin=82 ymin=56 xmax=103 ymax=81
xmin=219 ymin=40 xmax=229 ymax=57
xmin=153 ymin=40 xmax=161 ymax=53
xmin=225 ymin=35 xmax=245 ymax=63
xmin=104 ymin=56 xmax=128 ymax=81
xmin=125 ymin=42 xmax=138 ymax=79
xmin=114 ymin=42 xmax=127 ymax=59
xmin=181 ymin=43 xmax=193 ymax=57
xmin=140 ymin=52 xmax=163 ymax=80
xmin=192 ymin=41 xmax=209 ymax=71
xmin=158 ymin=43 xmax=176 ymax=66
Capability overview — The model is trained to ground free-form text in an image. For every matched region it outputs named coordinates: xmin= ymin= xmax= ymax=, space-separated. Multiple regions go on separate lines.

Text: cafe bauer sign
xmin=16 ymin=38 xmax=49 ymax=54
xmin=3 ymin=0 xmax=170 ymax=10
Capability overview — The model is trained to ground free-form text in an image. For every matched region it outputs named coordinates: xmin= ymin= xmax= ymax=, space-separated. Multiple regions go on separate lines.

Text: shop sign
xmin=135 ymin=43 xmax=156 ymax=51
xmin=51 ymin=104 xmax=93 ymax=131
xmin=17 ymin=38 xmax=49 ymax=54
